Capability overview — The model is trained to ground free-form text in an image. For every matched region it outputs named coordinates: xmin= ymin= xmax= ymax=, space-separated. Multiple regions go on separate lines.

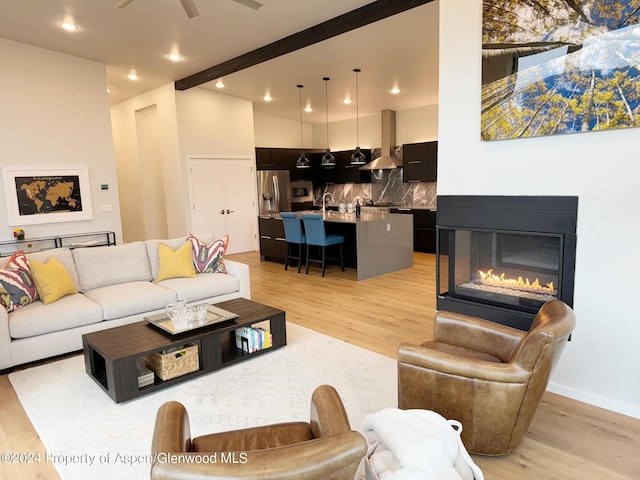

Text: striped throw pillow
xmin=0 ymin=251 xmax=38 ymax=312
xmin=187 ymin=234 xmax=229 ymax=274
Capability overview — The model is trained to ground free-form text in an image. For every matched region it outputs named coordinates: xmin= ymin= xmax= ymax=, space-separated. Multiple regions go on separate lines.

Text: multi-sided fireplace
xmin=436 ymin=196 xmax=578 ymax=330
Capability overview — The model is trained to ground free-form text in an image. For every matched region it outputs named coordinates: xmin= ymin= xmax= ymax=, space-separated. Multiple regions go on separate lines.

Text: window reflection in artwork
xmin=482 ymin=0 xmax=640 ymax=141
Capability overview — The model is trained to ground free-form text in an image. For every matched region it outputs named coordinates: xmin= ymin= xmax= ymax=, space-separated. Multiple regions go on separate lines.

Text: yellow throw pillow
xmin=30 ymin=257 xmax=78 ymax=304
xmin=155 ymin=242 xmax=197 ymax=282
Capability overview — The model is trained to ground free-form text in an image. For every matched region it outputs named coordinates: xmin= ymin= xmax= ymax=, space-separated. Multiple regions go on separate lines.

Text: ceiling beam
xmin=175 ymin=0 xmax=433 ymax=90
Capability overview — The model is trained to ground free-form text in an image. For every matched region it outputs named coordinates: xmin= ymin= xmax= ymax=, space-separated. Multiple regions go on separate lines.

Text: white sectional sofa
xmin=0 ymin=234 xmax=250 ymax=371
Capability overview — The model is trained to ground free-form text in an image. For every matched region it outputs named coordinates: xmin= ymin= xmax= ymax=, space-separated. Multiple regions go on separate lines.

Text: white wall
xmin=174 ymin=88 xmax=258 ymax=247
xmin=439 ymin=0 xmax=640 ymax=418
xmin=111 ymin=86 xmax=258 ymax=241
xmin=110 ymin=83 xmax=180 ymax=241
xmin=396 ymin=105 xmax=439 ymax=144
xmin=0 ymin=39 xmax=122 ymax=243
xmin=305 ymin=106 xmax=438 ymax=152
xmin=135 ymin=105 xmax=168 ymax=240
xmin=175 ymin=88 xmax=256 ymax=157
xmin=254 ymin=111 xmax=313 ymax=148
xmin=312 ymin=113 xmax=381 ymax=151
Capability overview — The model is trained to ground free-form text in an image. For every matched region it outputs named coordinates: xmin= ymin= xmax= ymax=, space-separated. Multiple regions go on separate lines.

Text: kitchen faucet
xmin=322 ymin=192 xmax=334 ymax=212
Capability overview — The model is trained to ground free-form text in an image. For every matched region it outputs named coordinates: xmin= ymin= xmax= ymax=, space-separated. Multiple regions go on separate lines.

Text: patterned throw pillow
xmin=187 ymin=234 xmax=229 ymax=274
xmin=0 ymin=251 xmax=38 ymax=312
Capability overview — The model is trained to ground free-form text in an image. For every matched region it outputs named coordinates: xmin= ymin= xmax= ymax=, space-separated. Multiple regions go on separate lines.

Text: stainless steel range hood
xmin=360 ymin=109 xmax=402 ymax=170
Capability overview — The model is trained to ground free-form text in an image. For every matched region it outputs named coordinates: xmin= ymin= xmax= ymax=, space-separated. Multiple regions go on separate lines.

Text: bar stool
xmin=280 ymin=212 xmax=306 ymax=273
xmin=300 ymin=214 xmax=344 ymax=277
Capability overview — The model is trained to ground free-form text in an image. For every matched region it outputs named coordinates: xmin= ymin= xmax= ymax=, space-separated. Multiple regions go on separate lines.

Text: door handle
xmin=226 ymin=209 xmax=234 ymax=214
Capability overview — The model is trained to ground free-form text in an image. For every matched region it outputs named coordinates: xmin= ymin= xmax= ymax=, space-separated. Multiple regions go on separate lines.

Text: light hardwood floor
xmin=1 ymin=251 xmax=638 ymax=479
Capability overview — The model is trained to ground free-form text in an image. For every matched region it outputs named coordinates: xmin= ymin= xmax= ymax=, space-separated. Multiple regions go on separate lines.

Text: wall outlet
xmin=387 ymin=223 xmax=391 ymax=232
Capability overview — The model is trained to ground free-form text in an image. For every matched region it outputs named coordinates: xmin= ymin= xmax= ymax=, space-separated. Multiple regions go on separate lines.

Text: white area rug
xmin=9 ymin=323 xmax=397 ymax=479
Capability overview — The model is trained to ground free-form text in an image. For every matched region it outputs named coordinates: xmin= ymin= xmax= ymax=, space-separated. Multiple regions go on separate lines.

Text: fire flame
xmin=478 ymin=269 xmax=555 ymax=294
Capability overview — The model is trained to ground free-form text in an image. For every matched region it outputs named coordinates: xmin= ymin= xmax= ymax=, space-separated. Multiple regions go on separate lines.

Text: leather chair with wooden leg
xmin=397 ymin=300 xmax=576 ymax=455
xmin=150 ymin=385 xmax=367 ymax=480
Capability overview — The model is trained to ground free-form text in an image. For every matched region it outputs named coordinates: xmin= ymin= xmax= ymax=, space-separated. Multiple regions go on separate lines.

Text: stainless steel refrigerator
xmin=257 ymin=170 xmax=291 ymax=215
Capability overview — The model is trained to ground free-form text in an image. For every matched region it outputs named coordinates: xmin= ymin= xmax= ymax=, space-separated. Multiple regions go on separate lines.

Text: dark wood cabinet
xmin=390 ymin=208 xmax=436 ymax=253
xmin=258 ymin=216 xmax=287 ymax=263
xmin=256 ymin=147 xmax=371 ymax=184
xmin=402 ymin=141 xmax=437 ymax=183
xmin=317 ymin=149 xmax=371 ymax=184
xmin=288 ymin=149 xmax=322 ymax=181
xmin=257 ymin=148 xmax=292 ymax=171
xmin=256 ymin=147 xmax=276 ymax=170
xmin=256 ymin=148 xmax=319 ymax=181
xmin=269 ymin=148 xmax=296 ymax=171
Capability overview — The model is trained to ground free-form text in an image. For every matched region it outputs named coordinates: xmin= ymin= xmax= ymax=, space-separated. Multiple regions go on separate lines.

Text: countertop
xmin=281 ymin=210 xmax=407 ymax=224
xmin=259 ymin=207 xmax=435 ymax=221
xmin=323 ymin=204 xmax=436 ymax=211
xmin=386 ymin=206 xmax=437 ymax=211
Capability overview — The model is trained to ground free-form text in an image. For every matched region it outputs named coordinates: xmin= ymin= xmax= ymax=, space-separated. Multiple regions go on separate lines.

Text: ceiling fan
xmin=115 ymin=0 xmax=264 ymax=19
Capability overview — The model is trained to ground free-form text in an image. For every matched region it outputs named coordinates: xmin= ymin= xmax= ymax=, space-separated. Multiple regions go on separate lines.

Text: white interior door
xmin=189 ymin=157 xmax=257 ymax=254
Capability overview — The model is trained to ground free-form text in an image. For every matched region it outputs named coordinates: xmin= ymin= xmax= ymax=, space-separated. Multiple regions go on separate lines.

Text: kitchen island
xmin=296 ymin=210 xmax=413 ymax=280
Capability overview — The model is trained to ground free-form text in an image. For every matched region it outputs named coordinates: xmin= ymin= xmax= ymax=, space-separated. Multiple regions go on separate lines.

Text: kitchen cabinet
xmin=402 ymin=141 xmax=437 ymax=183
xmin=258 ymin=216 xmax=287 ymax=263
xmin=318 ymin=149 xmax=371 ymax=184
xmin=256 ymin=147 xmax=373 ymax=184
xmin=276 ymin=148 xmax=322 ymax=181
xmin=390 ymin=208 xmax=436 ymax=253
xmin=256 ymin=148 xmax=293 ymax=170
xmin=256 ymin=148 xmax=319 ymax=181
xmin=255 ymin=148 xmax=277 ymax=170
xmin=269 ymin=148 xmax=297 ymax=172
xmin=290 ymin=152 xmax=319 ymax=182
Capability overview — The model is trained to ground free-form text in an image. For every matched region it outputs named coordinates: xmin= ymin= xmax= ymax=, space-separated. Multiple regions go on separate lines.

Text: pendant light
xmin=295 ymin=85 xmax=310 ymax=168
xmin=350 ymin=68 xmax=366 ymax=165
xmin=321 ymin=77 xmax=336 ymax=167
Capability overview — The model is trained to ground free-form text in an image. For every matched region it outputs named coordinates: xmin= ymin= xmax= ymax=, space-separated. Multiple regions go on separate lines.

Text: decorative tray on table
xmin=144 ymin=304 xmax=238 ymax=335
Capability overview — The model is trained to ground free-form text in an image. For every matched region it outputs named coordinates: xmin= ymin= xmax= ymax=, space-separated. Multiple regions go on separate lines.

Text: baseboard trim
xmin=547 ymin=382 xmax=640 ymax=420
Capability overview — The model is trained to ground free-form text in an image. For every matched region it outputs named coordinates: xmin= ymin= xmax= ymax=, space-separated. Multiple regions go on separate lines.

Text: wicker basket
xmin=145 ymin=344 xmax=199 ymax=381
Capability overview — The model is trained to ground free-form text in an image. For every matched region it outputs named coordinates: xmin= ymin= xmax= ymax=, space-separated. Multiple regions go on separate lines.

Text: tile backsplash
xmin=314 ymin=168 xmax=436 ymax=209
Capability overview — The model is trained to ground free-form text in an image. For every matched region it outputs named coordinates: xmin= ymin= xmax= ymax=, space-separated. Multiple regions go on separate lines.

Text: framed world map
xmin=2 ymin=166 xmax=93 ymax=226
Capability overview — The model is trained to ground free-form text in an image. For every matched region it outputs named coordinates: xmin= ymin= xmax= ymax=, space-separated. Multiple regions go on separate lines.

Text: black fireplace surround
xmin=436 ymin=196 xmax=577 ymax=330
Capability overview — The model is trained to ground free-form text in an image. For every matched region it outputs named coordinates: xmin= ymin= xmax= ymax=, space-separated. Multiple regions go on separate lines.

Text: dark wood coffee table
xmin=82 ymin=298 xmax=286 ymax=403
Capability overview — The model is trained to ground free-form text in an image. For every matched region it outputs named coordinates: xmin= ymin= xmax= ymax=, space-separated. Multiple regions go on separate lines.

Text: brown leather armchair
xmin=150 ymin=384 xmax=367 ymax=479
xmin=397 ymin=300 xmax=576 ymax=455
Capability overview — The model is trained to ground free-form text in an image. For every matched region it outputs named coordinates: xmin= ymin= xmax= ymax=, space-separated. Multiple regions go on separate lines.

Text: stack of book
xmin=235 ymin=326 xmax=272 ymax=354
xmin=137 ymin=358 xmax=155 ymax=388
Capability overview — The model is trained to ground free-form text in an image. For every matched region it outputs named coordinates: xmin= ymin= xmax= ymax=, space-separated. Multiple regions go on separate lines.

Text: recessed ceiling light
xmin=215 ymin=79 xmax=224 ymax=88
xmin=167 ymin=53 xmax=183 ymax=62
xmin=59 ymin=22 xmax=78 ymax=32
xmin=128 ymin=72 xmax=138 ymax=81
xmin=263 ymin=94 xmax=272 ymax=102
xmin=390 ymin=86 xmax=400 ymax=95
